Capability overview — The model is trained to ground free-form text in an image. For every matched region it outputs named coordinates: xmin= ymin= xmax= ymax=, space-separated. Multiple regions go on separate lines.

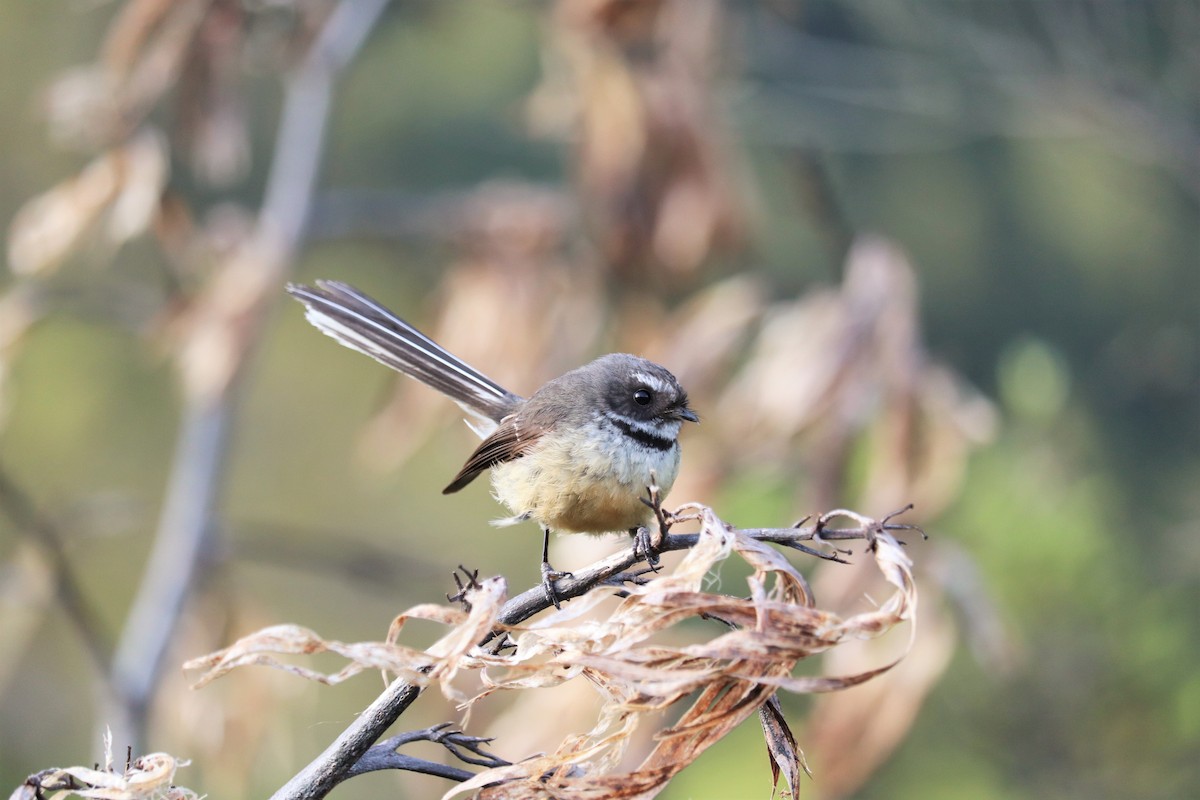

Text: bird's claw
xmin=541 ymin=562 xmax=572 ymax=610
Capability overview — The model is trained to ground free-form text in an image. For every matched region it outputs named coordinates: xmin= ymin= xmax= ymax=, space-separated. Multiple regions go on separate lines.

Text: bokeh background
xmin=1 ymin=1 xmax=1198 ymax=798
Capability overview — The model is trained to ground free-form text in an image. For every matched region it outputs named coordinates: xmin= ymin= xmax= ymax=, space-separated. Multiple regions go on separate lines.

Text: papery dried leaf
xmin=183 ymin=623 xmax=369 ymax=689
xmin=393 ymin=576 xmax=507 ymax=700
xmin=8 ymin=130 xmax=168 ymax=276
xmin=176 ymin=0 xmax=250 ymax=186
xmin=43 ymin=67 xmax=124 ymax=150
xmin=544 ymin=0 xmax=745 ymax=283
xmin=110 ymin=0 xmax=212 ymax=135
xmin=450 ymin=507 xmax=916 ymax=799
xmin=468 ymin=764 xmax=676 ymax=800
xmin=760 ymin=694 xmax=807 ymax=800
xmin=101 ymin=726 xmax=115 ymax=773
xmin=100 ymin=0 xmax=178 ymax=75
xmin=46 ymin=0 xmax=210 ymax=149
xmin=8 ymin=784 xmax=36 ymax=800
xmin=187 ymin=505 xmax=913 ymax=799
xmin=8 ymin=156 xmax=119 ymax=276
xmin=107 ymin=131 xmax=171 ymax=242
xmin=185 ymin=578 xmax=506 ymax=699
xmin=186 ymin=631 xmax=371 ymax=687
xmin=35 ymin=752 xmax=198 ymax=800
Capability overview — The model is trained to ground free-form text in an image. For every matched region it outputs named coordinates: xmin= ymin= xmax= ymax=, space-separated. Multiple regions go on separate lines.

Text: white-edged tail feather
xmin=288 ymin=281 xmax=522 ymax=426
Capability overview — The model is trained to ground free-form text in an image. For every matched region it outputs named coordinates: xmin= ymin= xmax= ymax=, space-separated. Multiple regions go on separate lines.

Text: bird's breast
xmin=490 ymin=418 xmax=681 ymax=534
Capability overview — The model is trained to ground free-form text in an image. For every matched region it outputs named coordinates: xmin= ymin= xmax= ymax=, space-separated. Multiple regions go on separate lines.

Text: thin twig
xmin=0 ymin=463 xmax=112 ymax=675
xmin=346 ymin=723 xmax=509 ymax=780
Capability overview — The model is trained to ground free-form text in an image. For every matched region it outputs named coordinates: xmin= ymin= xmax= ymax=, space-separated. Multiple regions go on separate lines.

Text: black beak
xmin=676 ymin=407 xmax=700 ymax=423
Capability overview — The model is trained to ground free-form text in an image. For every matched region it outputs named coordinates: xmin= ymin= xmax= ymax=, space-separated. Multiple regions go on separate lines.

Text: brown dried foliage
xmin=5 ymin=0 xmax=322 ymax=280
xmin=531 ymin=0 xmax=747 ymax=285
xmin=185 ymin=505 xmax=917 ymax=799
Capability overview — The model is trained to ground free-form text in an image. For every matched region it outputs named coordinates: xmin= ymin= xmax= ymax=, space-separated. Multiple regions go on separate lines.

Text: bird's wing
xmin=442 ymin=414 xmax=542 ymax=493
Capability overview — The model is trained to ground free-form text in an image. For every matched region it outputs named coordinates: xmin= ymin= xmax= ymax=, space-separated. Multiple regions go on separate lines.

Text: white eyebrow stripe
xmin=632 ymin=371 xmax=670 ymax=393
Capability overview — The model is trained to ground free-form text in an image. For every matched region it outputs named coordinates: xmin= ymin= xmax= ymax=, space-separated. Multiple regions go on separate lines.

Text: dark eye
xmin=633 ymin=388 xmax=652 ymax=406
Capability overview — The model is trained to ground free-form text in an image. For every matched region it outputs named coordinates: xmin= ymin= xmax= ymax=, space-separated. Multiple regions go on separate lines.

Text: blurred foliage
xmin=1 ymin=1 xmax=1197 ymax=799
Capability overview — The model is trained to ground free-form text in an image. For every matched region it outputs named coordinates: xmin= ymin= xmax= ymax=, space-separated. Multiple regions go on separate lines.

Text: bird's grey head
xmin=592 ymin=354 xmax=698 ymax=428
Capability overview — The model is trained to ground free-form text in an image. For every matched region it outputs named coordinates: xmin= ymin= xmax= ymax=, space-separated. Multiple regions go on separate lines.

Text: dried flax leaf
xmin=544 ymin=0 xmax=745 ymax=281
xmin=107 ymin=0 xmax=212 ymax=128
xmin=185 ymin=578 xmax=506 ymax=695
xmin=100 ymin=0 xmax=181 ymax=74
xmin=7 ymin=129 xmax=168 ymax=276
xmin=183 ymin=506 xmax=914 ymax=799
xmin=45 ymin=754 xmax=194 ymax=800
xmin=20 ymin=732 xmax=199 ymax=800
xmin=394 ymin=575 xmax=507 ymax=701
xmin=46 ymin=0 xmax=211 ymax=150
xmin=760 ymin=694 xmax=807 ymax=800
xmin=448 ymin=508 xmax=916 ymax=799
xmin=183 ymin=623 xmax=386 ymax=688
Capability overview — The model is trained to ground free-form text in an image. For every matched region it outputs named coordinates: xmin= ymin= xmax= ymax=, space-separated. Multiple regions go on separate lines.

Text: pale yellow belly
xmin=490 ymin=431 xmax=680 ymax=534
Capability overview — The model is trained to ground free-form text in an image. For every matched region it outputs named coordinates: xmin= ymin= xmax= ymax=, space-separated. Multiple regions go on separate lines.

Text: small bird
xmin=287 ymin=281 xmax=698 ymax=607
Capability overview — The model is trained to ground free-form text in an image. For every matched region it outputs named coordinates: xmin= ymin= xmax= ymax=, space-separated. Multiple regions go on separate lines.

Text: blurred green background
xmin=1 ymin=1 xmax=1197 ymax=799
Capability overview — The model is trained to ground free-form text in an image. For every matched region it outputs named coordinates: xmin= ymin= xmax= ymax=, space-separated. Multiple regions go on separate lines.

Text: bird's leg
xmin=539 ymin=526 xmax=572 ymax=610
xmin=631 ymin=526 xmax=661 ymax=572
xmin=632 ymin=478 xmax=671 ymax=571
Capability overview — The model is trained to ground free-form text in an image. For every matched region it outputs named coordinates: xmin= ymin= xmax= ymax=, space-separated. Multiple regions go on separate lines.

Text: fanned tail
xmin=287 ymin=280 xmax=521 ymax=425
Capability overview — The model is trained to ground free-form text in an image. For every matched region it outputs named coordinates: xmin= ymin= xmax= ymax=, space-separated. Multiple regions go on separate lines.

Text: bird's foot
xmin=632 ymin=525 xmax=662 ymax=572
xmin=540 ymin=561 xmax=573 ymax=610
